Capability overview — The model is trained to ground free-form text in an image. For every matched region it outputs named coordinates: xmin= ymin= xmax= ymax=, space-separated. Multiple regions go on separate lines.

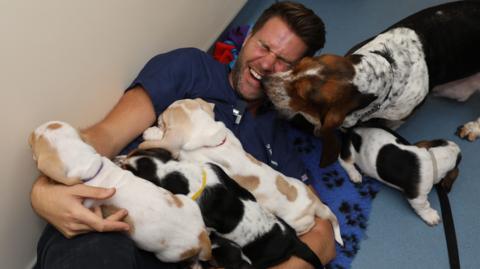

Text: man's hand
xmin=31 ymin=175 xmax=130 ymax=238
xmin=269 ymin=218 xmax=336 ymax=269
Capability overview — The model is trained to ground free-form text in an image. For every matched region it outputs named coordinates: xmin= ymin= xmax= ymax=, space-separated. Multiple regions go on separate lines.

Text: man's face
xmin=230 ymin=16 xmax=307 ymax=102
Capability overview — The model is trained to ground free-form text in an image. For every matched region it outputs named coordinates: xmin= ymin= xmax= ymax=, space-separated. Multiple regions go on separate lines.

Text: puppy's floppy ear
xmin=194 ymin=98 xmax=216 ymax=118
xmin=139 ymin=133 xmax=181 ymax=158
xmin=28 ymin=132 xmax=35 ymax=149
xmin=183 ymin=121 xmax=227 ymax=150
xmin=33 ymin=135 xmax=81 ymax=185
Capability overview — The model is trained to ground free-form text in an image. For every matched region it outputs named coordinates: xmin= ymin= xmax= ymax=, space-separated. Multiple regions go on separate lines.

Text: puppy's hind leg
xmin=338 ymin=135 xmax=362 ymax=183
xmin=408 ymin=194 xmax=440 ymax=226
xmin=432 ymin=72 xmax=480 ymax=102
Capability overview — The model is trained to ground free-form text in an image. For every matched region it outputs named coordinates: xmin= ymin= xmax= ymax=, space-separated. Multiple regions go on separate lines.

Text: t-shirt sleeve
xmin=126 ymin=48 xmax=204 ymax=115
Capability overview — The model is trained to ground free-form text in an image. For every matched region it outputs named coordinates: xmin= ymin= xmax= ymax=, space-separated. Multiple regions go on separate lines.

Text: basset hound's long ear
xmin=316 ymin=92 xmax=376 ymax=167
xmin=317 ymin=108 xmax=345 ymax=167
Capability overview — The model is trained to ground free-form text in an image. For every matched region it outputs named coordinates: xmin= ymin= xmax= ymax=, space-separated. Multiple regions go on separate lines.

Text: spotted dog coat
xmin=28 ymin=121 xmax=211 ymax=266
xmin=339 ymin=125 xmax=461 ymax=225
xmin=138 ymin=98 xmax=344 ymax=246
xmin=262 ymin=1 xmax=480 ymax=166
xmin=123 ymin=148 xmax=324 ymax=269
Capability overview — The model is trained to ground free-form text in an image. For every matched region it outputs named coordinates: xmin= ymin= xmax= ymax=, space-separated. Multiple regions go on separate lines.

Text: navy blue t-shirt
xmin=124 ymin=47 xmax=309 ymax=182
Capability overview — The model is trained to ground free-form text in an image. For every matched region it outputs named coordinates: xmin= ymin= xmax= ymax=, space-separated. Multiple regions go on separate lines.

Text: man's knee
xmin=36 ymin=225 xmax=137 ymax=269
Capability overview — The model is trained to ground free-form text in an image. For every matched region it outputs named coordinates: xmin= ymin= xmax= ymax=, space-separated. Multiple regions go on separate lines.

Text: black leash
xmin=435 ymin=184 xmax=460 ymax=269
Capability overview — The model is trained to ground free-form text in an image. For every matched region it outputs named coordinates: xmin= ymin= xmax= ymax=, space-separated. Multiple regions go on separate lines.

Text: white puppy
xmin=28 ymin=121 xmax=211 ymax=265
xmin=338 ymin=126 xmax=461 ymax=226
xmin=139 ymin=98 xmax=343 ymax=246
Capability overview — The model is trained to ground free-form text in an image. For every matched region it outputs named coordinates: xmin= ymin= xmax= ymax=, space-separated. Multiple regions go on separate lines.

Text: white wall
xmin=0 ymin=0 xmax=246 ymax=268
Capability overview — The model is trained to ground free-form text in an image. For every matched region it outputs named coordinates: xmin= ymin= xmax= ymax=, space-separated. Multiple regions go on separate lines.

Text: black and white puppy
xmin=338 ymin=126 xmax=461 ymax=226
xmin=123 ymin=148 xmax=323 ymax=269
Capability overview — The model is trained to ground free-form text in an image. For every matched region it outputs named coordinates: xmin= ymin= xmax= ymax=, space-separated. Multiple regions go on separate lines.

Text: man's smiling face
xmin=229 ymin=16 xmax=307 ymax=102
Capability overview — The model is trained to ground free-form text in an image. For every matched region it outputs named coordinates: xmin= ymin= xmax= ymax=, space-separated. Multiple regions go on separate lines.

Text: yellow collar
xmin=191 ymin=168 xmax=207 ymax=200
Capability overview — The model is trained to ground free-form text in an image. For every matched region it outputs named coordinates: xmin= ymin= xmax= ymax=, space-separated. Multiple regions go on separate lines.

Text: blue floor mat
xmin=288 ymin=128 xmax=381 ymax=269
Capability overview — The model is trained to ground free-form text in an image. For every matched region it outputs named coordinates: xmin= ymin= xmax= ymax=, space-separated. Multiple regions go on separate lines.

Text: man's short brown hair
xmin=252 ymin=1 xmax=325 ymax=57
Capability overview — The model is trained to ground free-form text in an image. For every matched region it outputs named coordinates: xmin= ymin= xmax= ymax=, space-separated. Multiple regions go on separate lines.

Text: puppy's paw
xmin=112 ymin=155 xmax=127 ymax=167
xmin=457 ymin=119 xmax=480 ymax=141
xmin=143 ymin=127 xmax=164 ymax=141
xmin=347 ymin=169 xmax=363 ymax=183
xmin=419 ymin=208 xmax=441 ymax=226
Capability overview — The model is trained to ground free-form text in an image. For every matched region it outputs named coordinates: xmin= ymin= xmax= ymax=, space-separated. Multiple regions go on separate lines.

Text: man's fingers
xmin=72 ymin=184 xmax=116 ymax=200
xmin=78 ymin=206 xmax=129 ymax=232
xmin=92 ymin=205 xmax=102 ymax=217
xmin=105 ymin=208 xmax=129 ymax=222
xmin=54 ymin=222 xmax=92 ymax=239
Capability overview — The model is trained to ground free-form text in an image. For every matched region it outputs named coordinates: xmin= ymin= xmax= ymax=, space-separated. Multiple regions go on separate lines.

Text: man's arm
xmin=80 ymin=86 xmax=156 ymax=158
xmin=30 ymin=87 xmax=156 ymax=238
xmin=269 ymin=218 xmax=336 ymax=269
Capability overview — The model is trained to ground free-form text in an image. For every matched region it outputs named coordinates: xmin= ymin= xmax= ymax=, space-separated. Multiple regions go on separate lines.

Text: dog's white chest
xmin=345 ymin=27 xmax=429 ymax=127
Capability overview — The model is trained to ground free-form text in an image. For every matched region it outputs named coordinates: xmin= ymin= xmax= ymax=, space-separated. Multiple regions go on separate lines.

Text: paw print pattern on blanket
xmin=292 ymin=136 xmax=315 ymax=154
xmin=287 ymin=127 xmax=381 ymax=269
xmin=339 ymin=202 xmax=367 ymax=230
xmin=354 ymin=177 xmax=379 ymax=199
xmin=322 ymin=170 xmax=345 ymax=189
xmin=339 ymin=233 xmax=360 ymax=258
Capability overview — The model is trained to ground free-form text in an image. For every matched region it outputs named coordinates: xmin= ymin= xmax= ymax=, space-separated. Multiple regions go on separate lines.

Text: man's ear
xmin=241 ymin=32 xmax=252 ymax=48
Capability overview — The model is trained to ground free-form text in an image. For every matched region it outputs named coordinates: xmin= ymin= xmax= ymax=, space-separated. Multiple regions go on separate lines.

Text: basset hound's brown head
xmin=262 ymin=54 xmax=376 ymax=167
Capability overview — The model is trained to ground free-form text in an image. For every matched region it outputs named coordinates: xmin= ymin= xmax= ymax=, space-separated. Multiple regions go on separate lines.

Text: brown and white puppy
xmin=138 ymin=98 xmax=344 ymax=246
xmin=338 ymin=126 xmax=461 ymax=226
xmin=28 ymin=121 xmax=211 ymax=267
xmin=261 ymin=1 xmax=480 ymax=166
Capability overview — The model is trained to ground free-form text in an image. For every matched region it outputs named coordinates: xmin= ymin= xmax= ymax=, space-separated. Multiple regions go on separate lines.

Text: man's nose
xmin=259 ymin=52 xmax=277 ymax=74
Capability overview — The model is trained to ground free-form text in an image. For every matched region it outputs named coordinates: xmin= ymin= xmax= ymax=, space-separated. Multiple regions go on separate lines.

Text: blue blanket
xmin=287 ymin=127 xmax=381 ymax=269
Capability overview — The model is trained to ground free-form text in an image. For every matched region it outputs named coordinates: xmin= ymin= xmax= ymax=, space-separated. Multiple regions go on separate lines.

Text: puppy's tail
xmin=315 ymin=202 xmax=344 ymax=246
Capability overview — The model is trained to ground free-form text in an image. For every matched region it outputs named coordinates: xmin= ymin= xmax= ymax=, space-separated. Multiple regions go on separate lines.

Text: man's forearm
xmin=80 ymin=87 xmax=156 ymax=158
xmin=269 ymin=218 xmax=336 ymax=269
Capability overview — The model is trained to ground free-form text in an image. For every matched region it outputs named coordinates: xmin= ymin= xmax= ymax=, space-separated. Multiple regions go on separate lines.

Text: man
xmin=31 ymin=2 xmax=334 ymax=268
